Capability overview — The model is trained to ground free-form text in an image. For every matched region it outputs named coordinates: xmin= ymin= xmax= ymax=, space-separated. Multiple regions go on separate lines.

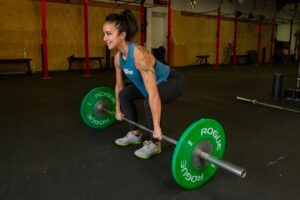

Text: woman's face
xmin=103 ymin=22 xmax=125 ymax=50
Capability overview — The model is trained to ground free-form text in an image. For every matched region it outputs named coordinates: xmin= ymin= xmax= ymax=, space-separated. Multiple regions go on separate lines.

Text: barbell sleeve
xmin=101 ymin=107 xmax=246 ymax=178
xmin=196 ymin=149 xmax=246 ymax=178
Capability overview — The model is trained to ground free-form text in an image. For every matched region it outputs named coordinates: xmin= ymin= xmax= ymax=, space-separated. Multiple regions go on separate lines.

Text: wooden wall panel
xmin=46 ymin=3 xmax=84 ymax=70
xmin=0 ymin=0 xmax=25 ymax=59
xmin=0 ymin=0 xmax=273 ymax=73
xmin=42 ymin=2 xmax=140 ymax=71
xmin=173 ymin=10 xmax=215 ymax=65
xmin=0 ymin=0 xmax=140 ymax=73
xmin=172 ymin=45 xmax=186 ymax=66
xmin=220 ymin=20 xmax=234 ymax=63
xmin=172 ymin=11 xmax=273 ymax=66
xmin=173 ymin=10 xmax=235 ymax=65
xmin=23 ymin=0 xmax=42 ymax=72
xmin=237 ymin=22 xmax=258 ymax=55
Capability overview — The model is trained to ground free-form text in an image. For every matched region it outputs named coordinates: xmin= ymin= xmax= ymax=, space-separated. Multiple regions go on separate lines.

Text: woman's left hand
xmin=153 ymin=127 xmax=163 ymax=141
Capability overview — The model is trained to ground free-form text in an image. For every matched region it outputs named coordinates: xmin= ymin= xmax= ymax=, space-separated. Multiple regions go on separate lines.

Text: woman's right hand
xmin=115 ymin=110 xmax=124 ymax=121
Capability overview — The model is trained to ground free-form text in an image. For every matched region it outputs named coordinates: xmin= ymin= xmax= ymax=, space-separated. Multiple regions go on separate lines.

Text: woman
xmin=103 ymin=10 xmax=186 ymax=159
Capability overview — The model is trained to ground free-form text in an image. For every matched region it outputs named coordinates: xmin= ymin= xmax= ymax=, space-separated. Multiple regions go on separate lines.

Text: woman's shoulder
xmin=133 ymin=45 xmax=155 ymax=67
xmin=134 ymin=44 xmax=149 ymax=56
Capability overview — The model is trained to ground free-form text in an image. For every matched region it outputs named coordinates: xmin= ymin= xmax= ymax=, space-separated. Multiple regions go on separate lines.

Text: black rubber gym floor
xmin=1 ymin=64 xmax=299 ymax=200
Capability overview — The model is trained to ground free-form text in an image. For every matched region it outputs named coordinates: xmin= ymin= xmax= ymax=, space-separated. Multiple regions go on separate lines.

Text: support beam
xmin=269 ymin=18 xmax=275 ymax=65
xmin=233 ymin=16 xmax=238 ymax=65
xmin=140 ymin=0 xmax=145 ymax=46
xmin=257 ymin=20 xmax=262 ymax=65
xmin=297 ymin=45 xmax=300 ymax=64
xmin=41 ymin=0 xmax=50 ymax=79
xmin=288 ymin=19 xmax=293 ymax=64
xmin=215 ymin=6 xmax=221 ymax=69
xmin=167 ymin=0 xmax=172 ymax=65
xmin=83 ymin=0 xmax=90 ymax=77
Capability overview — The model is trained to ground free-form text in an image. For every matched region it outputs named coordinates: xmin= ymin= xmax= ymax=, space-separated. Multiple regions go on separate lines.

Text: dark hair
xmin=105 ymin=10 xmax=138 ymax=41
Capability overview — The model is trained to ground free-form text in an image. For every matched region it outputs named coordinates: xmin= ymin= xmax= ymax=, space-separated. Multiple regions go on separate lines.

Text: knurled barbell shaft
xmin=102 ymin=107 xmax=177 ymax=144
xmin=101 ymin=107 xmax=246 ymax=178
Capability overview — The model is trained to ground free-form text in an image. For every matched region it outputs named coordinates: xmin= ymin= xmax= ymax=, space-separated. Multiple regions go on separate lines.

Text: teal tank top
xmin=119 ymin=43 xmax=170 ymax=97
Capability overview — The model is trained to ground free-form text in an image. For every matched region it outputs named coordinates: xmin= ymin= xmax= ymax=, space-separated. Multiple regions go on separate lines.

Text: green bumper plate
xmin=81 ymin=87 xmax=116 ymax=129
xmin=172 ymin=118 xmax=226 ymax=189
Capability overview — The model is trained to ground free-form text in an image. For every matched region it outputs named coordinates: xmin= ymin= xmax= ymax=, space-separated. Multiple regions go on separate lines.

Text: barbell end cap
xmin=98 ymin=103 xmax=104 ymax=111
xmin=241 ymin=170 xmax=247 ymax=178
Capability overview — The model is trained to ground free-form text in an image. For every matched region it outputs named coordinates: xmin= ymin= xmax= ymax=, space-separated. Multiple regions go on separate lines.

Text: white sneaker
xmin=115 ymin=132 xmax=142 ymax=146
xmin=134 ymin=140 xmax=162 ymax=159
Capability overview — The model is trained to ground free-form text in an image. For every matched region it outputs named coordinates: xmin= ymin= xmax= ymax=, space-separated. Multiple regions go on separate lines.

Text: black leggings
xmin=118 ymin=68 xmax=186 ymax=136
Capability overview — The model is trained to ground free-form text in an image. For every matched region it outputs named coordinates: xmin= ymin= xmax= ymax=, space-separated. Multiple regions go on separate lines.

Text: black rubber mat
xmin=0 ymin=64 xmax=299 ymax=199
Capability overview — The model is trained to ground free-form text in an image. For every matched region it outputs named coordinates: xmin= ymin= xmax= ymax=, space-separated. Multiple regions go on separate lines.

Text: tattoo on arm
xmin=136 ymin=46 xmax=147 ymax=54
xmin=136 ymin=46 xmax=154 ymax=76
xmin=139 ymin=58 xmax=154 ymax=75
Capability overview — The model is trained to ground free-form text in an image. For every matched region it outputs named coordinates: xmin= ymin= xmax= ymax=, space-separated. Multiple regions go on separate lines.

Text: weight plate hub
xmin=80 ymin=87 xmax=116 ymax=129
xmin=172 ymin=118 xmax=226 ymax=189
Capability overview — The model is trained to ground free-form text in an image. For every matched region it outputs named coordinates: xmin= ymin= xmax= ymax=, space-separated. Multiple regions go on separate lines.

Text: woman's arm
xmin=134 ymin=46 xmax=162 ymax=139
xmin=114 ymin=52 xmax=125 ymax=120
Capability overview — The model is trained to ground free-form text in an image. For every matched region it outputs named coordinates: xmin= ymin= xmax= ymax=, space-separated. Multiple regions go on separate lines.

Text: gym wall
xmin=277 ymin=23 xmax=300 ymax=54
xmin=0 ymin=0 xmax=274 ymax=72
xmin=0 ymin=0 xmax=140 ymax=73
xmin=172 ymin=11 xmax=272 ymax=65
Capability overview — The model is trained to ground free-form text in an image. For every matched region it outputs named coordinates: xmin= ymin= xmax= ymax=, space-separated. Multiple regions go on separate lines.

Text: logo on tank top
xmin=124 ymin=68 xmax=133 ymax=75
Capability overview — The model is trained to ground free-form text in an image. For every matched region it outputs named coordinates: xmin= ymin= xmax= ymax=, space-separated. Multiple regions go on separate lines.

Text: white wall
xmin=151 ymin=12 xmax=167 ymax=49
xmin=145 ymin=6 xmax=168 ymax=52
xmin=277 ymin=23 xmax=300 ymax=54
xmin=276 ymin=3 xmax=300 ymax=54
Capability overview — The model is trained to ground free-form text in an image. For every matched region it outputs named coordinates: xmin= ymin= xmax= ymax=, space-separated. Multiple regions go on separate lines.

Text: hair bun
xmin=105 ymin=10 xmax=138 ymax=41
xmin=120 ymin=10 xmax=138 ymax=41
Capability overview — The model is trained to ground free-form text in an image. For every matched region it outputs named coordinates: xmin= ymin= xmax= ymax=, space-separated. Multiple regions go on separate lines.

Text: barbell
xmin=81 ymin=87 xmax=246 ymax=189
xmin=236 ymin=96 xmax=300 ymax=114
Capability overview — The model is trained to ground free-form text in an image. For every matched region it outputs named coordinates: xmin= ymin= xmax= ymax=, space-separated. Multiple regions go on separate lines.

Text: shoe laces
xmin=142 ymin=141 xmax=152 ymax=149
xmin=124 ymin=132 xmax=132 ymax=139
